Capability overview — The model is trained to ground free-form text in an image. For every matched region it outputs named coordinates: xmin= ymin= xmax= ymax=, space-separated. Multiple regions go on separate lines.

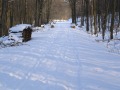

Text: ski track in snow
xmin=0 ymin=22 xmax=120 ymax=90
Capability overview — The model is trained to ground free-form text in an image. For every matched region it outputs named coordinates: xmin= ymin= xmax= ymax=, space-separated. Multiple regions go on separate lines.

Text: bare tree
xmin=110 ymin=0 xmax=116 ymax=39
xmin=69 ymin=0 xmax=77 ymax=24
xmin=0 ymin=0 xmax=8 ymax=36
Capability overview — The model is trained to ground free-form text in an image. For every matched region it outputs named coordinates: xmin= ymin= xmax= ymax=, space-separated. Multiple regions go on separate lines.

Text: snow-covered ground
xmin=0 ymin=21 xmax=120 ymax=90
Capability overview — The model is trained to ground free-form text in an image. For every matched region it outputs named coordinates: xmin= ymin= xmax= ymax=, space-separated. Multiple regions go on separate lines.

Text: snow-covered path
xmin=0 ymin=22 xmax=120 ymax=90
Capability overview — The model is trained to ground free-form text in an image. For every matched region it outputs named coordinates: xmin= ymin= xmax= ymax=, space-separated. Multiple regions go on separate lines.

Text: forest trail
xmin=0 ymin=21 xmax=120 ymax=90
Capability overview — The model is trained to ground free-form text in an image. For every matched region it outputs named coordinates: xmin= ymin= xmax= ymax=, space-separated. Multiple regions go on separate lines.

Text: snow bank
xmin=0 ymin=24 xmax=32 ymax=47
xmin=9 ymin=24 xmax=31 ymax=32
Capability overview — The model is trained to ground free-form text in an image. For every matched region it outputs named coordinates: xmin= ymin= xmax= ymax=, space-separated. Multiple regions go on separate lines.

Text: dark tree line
xmin=68 ymin=0 xmax=77 ymax=24
xmin=1 ymin=0 xmax=120 ymax=40
xmin=69 ymin=0 xmax=120 ymax=40
xmin=0 ymin=0 xmax=53 ymax=37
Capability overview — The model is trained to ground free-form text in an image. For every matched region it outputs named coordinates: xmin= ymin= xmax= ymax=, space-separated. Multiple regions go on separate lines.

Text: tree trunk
xmin=0 ymin=0 xmax=8 ymax=37
xmin=93 ymin=0 xmax=97 ymax=35
xmin=10 ymin=1 xmax=14 ymax=27
xmin=110 ymin=0 xmax=116 ymax=39
xmin=85 ymin=0 xmax=89 ymax=32
xmin=101 ymin=0 xmax=108 ymax=40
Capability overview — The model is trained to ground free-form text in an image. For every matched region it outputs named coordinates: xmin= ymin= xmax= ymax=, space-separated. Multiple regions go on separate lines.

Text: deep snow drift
xmin=0 ymin=22 xmax=120 ymax=90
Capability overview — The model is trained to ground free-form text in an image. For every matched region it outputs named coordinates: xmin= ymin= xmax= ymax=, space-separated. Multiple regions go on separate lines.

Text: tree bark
xmin=110 ymin=0 xmax=116 ymax=39
xmin=85 ymin=0 xmax=89 ymax=32
xmin=0 ymin=0 xmax=8 ymax=36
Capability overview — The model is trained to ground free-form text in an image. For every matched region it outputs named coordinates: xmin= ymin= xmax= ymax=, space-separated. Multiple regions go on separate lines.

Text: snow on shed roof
xmin=9 ymin=24 xmax=31 ymax=32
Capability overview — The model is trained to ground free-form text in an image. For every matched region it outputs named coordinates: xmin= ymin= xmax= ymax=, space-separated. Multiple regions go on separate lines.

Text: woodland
xmin=0 ymin=0 xmax=120 ymax=40
xmin=0 ymin=1 xmax=120 ymax=90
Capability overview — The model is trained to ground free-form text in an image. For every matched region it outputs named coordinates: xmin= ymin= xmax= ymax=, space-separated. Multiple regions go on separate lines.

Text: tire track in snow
xmin=47 ymin=24 xmax=82 ymax=89
xmin=11 ymin=26 xmax=76 ymax=90
xmin=66 ymin=28 xmax=83 ymax=89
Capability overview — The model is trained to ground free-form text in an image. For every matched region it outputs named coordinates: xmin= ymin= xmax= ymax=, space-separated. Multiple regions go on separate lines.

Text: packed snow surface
xmin=0 ymin=22 xmax=120 ymax=90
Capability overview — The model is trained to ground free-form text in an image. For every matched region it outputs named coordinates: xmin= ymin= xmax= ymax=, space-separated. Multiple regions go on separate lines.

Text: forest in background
xmin=0 ymin=0 xmax=120 ymax=40
xmin=69 ymin=0 xmax=120 ymax=40
xmin=0 ymin=0 xmax=45 ymax=36
xmin=0 ymin=0 xmax=70 ymax=37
